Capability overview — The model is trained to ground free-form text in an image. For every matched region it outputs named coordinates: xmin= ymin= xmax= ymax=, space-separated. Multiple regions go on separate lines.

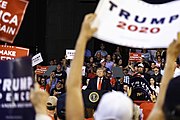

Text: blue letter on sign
xmin=169 ymin=15 xmax=179 ymax=23
xmin=135 ymin=16 xmax=146 ymax=23
xmin=119 ymin=9 xmax=130 ymax=20
xmin=109 ymin=0 xmax=117 ymax=11
xmin=151 ymin=18 xmax=165 ymax=24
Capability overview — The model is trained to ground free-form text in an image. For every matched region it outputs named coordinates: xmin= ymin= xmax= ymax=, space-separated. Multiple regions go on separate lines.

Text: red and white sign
xmin=0 ymin=45 xmax=29 ymax=60
xmin=35 ymin=65 xmax=49 ymax=75
xmin=92 ymin=0 xmax=180 ymax=48
xmin=129 ymin=52 xmax=142 ymax=62
xmin=0 ymin=0 xmax=29 ymax=43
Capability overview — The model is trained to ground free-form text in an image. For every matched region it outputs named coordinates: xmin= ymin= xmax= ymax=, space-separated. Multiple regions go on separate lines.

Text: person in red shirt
xmin=105 ymin=70 xmax=116 ymax=89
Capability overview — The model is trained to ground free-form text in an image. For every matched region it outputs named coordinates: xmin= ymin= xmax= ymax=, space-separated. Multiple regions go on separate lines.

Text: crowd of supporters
xmin=34 ymin=42 xmax=180 ymax=119
xmin=38 ymin=44 xmax=176 ymax=99
xmin=30 ymin=13 xmax=180 ymax=120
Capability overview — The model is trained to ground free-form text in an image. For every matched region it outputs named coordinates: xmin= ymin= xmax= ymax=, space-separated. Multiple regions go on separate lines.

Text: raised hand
xmin=79 ymin=13 xmax=97 ymax=40
xmin=30 ymin=83 xmax=49 ymax=114
xmin=167 ymin=32 xmax=180 ymax=62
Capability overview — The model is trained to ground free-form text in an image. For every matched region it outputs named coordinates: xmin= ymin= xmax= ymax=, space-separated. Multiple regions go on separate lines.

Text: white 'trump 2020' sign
xmin=92 ymin=0 xmax=180 ymax=48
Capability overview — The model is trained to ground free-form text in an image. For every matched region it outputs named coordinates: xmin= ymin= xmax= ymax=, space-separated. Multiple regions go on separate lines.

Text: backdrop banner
xmin=92 ymin=0 xmax=180 ymax=48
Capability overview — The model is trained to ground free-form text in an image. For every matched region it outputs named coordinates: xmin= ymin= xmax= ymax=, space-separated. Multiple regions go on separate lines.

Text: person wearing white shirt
xmin=150 ymin=77 xmax=159 ymax=96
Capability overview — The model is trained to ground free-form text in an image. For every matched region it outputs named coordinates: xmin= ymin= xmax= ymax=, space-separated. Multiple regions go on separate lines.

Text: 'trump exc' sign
xmin=92 ymin=0 xmax=180 ymax=48
xmin=0 ymin=57 xmax=35 ymax=120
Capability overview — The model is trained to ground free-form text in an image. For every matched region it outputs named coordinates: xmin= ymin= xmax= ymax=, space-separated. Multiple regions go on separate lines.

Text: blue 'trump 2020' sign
xmin=0 ymin=57 xmax=35 ymax=120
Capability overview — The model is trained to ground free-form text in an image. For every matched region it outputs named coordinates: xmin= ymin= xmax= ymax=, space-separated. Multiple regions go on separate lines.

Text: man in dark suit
xmin=87 ymin=68 xmax=112 ymax=91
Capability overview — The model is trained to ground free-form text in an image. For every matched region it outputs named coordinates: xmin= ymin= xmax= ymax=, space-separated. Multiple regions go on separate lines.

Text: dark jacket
xmin=87 ymin=77 xmax=112 ymax=91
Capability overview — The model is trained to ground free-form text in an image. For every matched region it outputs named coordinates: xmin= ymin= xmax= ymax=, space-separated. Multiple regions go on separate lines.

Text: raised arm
xmin=66 ymin=14 xmax=97 ymax=120
xmin=148 ymin=33 xmax=180 ymax=120
xmin=30 ymin=83 xmax=50 ymax=120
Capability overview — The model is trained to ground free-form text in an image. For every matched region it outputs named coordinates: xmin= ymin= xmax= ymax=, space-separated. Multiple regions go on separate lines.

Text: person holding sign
xmin=66 ymin=13 xmax=133 ymax=120
xmin=30 ymin=13 xmax=180 ymax=120
xmin=65 ymin=13 xmax=97 ymax=120
xmin=148 ymin=33 xmax=180 ymax=120
xmin=65 ymin=13 xmax=180 ymax=120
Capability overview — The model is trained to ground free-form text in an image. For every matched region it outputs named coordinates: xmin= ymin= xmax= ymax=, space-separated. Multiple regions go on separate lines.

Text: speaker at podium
xmin=82 ymin=90 xmax=109 ymax=109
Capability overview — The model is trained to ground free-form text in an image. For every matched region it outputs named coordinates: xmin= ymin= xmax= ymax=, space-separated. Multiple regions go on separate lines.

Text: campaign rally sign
xmin=35 ymin=65 xmax=57 ymax=76
xmin=43 ymin=65 xmax=57 ymax=76
xmin=32 ymin=53 xmax=43 ymax=67
xmin=129 ymin=52 xmax=142 ymax=62
xmin=0 ymin=0 xmax=29 ymax=43
xmin=0 ymin=57 xmax=35 ymax=120
xmin=92 ymin=0 xmax=180 ymax=48
xmin=66 ymin=66 xmax=87 ymax=78
xmin=0 ymin=45 xmax=29 ymax=60
xmin=82 ymin=66 xmax=86 ymax=76
xmin=35 ymin=65 xmax=49 ymax=75
xmin=66 ymin=49 xmax=75 ymax=59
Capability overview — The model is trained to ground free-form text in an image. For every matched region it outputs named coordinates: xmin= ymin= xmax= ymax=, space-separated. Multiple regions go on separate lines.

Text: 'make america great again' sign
xmin=0 ymin=0 xmax=29 ymax=43
xmin=0 ymin=45 xmax=29 ymax=60
xmin=92 ymin=0 xmax=180 ymax=48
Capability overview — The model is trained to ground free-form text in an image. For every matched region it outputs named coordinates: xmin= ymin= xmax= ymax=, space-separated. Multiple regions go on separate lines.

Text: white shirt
xmin=35 ymin=114 xmax=51 ymax=120
xmin=150 ymin=85 xmax=160 ymax=96
xmin=174 ymin=67 xmax=180 ymax=78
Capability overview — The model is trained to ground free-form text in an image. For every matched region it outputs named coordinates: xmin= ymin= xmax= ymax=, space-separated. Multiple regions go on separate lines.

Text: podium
xmin=82 ymin=90 xmax=108 ymax=118
xmin=82 ymin=90 xmax=108 ymax=109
